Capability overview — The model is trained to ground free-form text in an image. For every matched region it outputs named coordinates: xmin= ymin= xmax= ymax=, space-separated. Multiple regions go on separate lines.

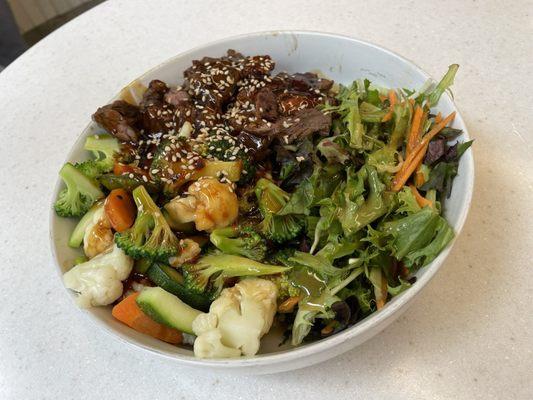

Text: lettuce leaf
xmin=421 ymin=139 xmax=472 ymax=199
xmin=278 ymin=179 xmax=314 ymax=215
xmin=379 ymin=207 xmax=454 ymax=268
xmin=338 ymin=166 xmax=393 ymax=236
xmin=388 ymin=277 xmax=412 ymax=296
xmin=428 ymin=64 xmax=459 ymax=107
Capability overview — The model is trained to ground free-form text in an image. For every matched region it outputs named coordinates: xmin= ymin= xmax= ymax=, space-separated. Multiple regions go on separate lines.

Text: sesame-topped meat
xmin=164 ymin=88 xmax=191 ymax=107
xmin=139 ymin=80 xmax=179 ymax=135
xmin=240 ymin=108 xmax=331 ymax=144
xmin=93 ymin=49 xmax=335 ymax=189
xmin=92 ymin=100 xmax=141 ymax=143
xmin=140 ymin=79 xmax=169 ymax=107
xmin=222 ymin=68 xmax=332 ymax=141
xmin=254 ymin=88 xmax=278 ymax=122
xmin=184 ymin=57 xmax=241 ymax=110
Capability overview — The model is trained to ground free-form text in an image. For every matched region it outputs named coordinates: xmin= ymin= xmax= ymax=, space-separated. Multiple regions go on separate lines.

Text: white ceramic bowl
xmin=50 ymin=31 xmax=474 ymax=374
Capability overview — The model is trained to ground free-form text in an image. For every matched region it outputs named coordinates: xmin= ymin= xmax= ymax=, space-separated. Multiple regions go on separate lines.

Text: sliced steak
xmin=254 ymin=87 xmax=278 ymax=121
xmin=242 ymin=108 xmax=331 ymax=144
xmin=279 ymin=108 xmax=331 ymax=142
xmin=92 ymin=100 xmax=141 ymax=142
xmin=164 ymin=88 xmax=191 ymax=107
xmin=139 ymin=80 xmax=178 ymax=135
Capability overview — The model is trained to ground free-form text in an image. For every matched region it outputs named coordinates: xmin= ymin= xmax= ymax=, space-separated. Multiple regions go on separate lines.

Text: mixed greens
xmin=56 ymin=50 xmax=471 ymax=358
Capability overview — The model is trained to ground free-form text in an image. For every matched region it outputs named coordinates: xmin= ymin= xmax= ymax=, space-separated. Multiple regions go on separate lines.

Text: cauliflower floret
xmin=164 ymin=177 xmax=238 ymax=232
xmin=193 ymin=329 xmax=241 ymax=358
xmin=169 ymin=239 xmax=201 ymax=267
xmin=83 ymin=205 xmax=113 ymax=258
xmin=192 ymin=278 xmax=278 ymax=358
xmin=63 ymin=244 xmax=134 ymax=308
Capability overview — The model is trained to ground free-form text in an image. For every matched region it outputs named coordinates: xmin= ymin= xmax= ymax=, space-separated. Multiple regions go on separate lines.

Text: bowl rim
xmin=49 ymin=29 xmax=474 ymax=368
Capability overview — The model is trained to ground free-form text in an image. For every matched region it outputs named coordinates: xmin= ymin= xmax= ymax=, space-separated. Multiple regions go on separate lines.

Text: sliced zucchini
xmin=134 ymin=258 xmax=153 ymax=274
xmin=136 ymin=287 xmax=202 ymax=334
xmin=147 ymin=263 xmax=211 ymax=312
xmin=99 ymin=173 xmax=159 ymax=194
xmin=68 ymin=202 xmax=103 ymax=248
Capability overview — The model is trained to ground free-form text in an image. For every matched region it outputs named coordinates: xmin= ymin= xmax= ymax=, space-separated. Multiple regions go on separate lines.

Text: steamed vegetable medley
xmin=56 ymin=50 xmax=471 ymax=358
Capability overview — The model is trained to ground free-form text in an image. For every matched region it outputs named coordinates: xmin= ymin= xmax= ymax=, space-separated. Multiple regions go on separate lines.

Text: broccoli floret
xmin=210 ymin=226 xmax=267 ymax=261
xmin=74 ymin=160 xmax=106 ymax=180
xmin=149 ymin=137 xmax=243 ymax=197
xmin=54 ymin=163 xmax=104 ymax=217
xmin=265 ymin=273 xmax=301 ymax=300
xmin=255 ymin=178 xmax=304 ymax=243
xmin=196 ymin=129 xmax=256 ymax=183
xmin=182 ymin=254 xmax=290 ymax=298
xmin=115 ymin=185 xmax=181 ymax=262
xmin=269 ymin=247 xmax=297 ymax=267
xmin=84 ymin=134 xmax=120 ymax=172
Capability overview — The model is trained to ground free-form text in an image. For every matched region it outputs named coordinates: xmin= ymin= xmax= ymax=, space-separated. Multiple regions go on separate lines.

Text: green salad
xmin=55 ymin=50 xmax=471 ymax=358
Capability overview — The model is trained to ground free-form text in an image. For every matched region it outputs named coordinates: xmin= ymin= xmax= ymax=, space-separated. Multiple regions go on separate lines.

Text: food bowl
xmin=49 ymin=30 xmax=474 ymax=374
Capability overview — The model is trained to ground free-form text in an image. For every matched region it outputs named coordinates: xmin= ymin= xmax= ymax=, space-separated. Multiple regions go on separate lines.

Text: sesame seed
xmin=151 ymin=169 xmax=159 ymax=174
xmin=142 ymin=175 xmax=148 ymax=182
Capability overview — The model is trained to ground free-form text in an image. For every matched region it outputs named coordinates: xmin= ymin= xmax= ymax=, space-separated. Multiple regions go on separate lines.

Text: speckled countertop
xmin=0 ymin=0 xmax=532 ymax=399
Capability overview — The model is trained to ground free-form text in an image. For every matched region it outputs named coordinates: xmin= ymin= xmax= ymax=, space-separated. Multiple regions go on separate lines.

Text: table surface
xmin=1 ymin=0 xmax=532 ymax=399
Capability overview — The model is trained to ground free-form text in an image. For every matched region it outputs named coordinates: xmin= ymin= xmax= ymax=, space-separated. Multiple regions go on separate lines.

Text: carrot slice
xmin=381 ymin=90 xmax=398 ymax=122
xmin=104 ymin=189 xmax=136 ymax=232
xmin=409 ymin=184 xmax=433 ymax=208
xmin=391 ymin=112 xmax=456 ymax=191
xmin=112 ymin=293 xmax=183 ymax=344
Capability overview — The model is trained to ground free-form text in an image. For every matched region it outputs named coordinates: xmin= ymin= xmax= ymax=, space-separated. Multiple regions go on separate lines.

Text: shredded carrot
xmin=413 ymin=110 xmax=430 ymax=185
xmin=435 ymin=112 xmax=442 ymax=124
xmin=381 ymin=90 xmax=398 ymax=122
xmin=112 ymin=293 xmax=183 ymax=344
xmin=379 ymin=94 xmax=387 ymax=102
xmin=399 ymin=263 xmax=409 ymax=279
xmin=321 ymin=321 xmax=336 ymax=336
xmin=414 ymin=170 xmax=426 ymax=187
xmin=391 ymin=112 xmax=456 ymax=191
xmin=278 ymin=296 xmax=301 ymax=313
xmin=376 ymin=273 xmax=388 ymax=310
xmin=392 ymin=144 xmax=428 ymax=192
xmin=406 ymin=105 xmax=424 ymax=155
xmin=409 ymin=184 xmax=433 ymax=208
